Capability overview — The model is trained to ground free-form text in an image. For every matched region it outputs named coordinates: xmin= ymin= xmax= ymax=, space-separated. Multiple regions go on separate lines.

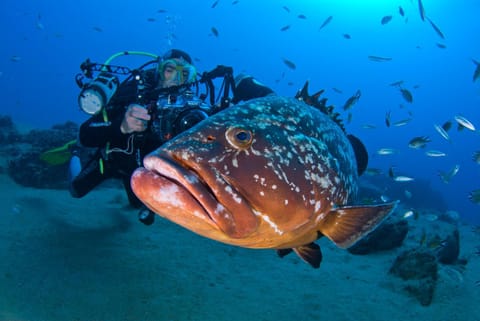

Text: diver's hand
xmin=120 ymin=104 xmax=151 ymax=134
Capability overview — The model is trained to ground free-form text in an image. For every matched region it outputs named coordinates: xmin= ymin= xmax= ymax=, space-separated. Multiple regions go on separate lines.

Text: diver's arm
xmin=78 ymin=75 xmax=151 ymax=148
xmin=78 ymin=108 xmax=128 ymax=148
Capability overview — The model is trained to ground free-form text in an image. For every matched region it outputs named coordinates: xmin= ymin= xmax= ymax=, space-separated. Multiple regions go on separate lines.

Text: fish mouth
xmin=142 ymin=151 xmax=221 ymax=220
xmin=132 ymin=150 xmax=258 ymax=237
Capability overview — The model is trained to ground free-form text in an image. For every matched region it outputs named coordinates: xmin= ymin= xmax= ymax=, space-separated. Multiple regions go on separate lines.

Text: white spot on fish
xmin=253 ymin=209 xmax=284 ymax=235
xmin=225 ymin=185 xmax=242 ymax=204
xmin=154 ymin=184 xmax=185 ymax=207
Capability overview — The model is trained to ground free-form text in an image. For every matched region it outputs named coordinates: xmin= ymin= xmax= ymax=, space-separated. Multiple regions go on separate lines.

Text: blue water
xmin=1 ymin=0 xmax=479 ymax=226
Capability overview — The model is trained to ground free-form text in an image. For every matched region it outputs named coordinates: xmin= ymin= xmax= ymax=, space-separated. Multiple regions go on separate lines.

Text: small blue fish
xmin=473 ymin=59 xmax=480 ymax=82
xmin=211 ymin=27 xmax=219 ymax=37
xmin=319 ymin=15 xmax=333 ymax=30
xmin=381 ymin=15 xmax=393 ymax=25
xmin=281 ymin=58 xmax=296 ymax=70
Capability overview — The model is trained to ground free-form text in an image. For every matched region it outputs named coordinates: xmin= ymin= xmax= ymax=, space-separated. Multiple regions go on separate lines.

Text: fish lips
xmin=131 ymin=150 xmax=257 ymax=238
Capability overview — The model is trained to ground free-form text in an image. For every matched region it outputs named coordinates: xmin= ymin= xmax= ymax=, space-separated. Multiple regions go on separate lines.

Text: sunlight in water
xmin=298 ymin=0 xmax=444 ymax=17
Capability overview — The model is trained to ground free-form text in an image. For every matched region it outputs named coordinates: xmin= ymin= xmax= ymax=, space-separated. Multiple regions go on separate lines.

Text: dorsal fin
xmin=347 ymin=134 xmax=369 ymax=176
xmin=295 ymin=81 xmax=346 ymax=132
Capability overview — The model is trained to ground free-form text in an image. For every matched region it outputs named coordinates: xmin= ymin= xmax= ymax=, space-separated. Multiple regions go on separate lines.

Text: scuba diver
xmin=69 ymin=49 xmax=274 ymax=225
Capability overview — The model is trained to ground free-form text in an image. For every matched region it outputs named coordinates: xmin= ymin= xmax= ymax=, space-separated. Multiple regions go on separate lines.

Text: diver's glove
xmin=232 ymin=74 xmax=275 ymax=103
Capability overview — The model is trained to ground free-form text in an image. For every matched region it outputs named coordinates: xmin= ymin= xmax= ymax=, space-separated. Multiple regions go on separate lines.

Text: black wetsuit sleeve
xmin=78 ymin=106 xmax=130 ymax=148
xmin=78 ymin=77 xmax=142 ymax=149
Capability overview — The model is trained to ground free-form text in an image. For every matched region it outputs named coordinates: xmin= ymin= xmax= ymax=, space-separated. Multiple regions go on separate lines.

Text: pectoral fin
xmin=319 ymin=201 xmax=398 ymax=249
xmin=293 ymin=243 xmax=322 ymax=268
xmin=276 ymin=243 xmax=323 ymax=269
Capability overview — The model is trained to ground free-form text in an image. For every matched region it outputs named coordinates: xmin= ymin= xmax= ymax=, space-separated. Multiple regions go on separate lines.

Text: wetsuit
xmin=70 ymin=70 xmax=164 ymax=208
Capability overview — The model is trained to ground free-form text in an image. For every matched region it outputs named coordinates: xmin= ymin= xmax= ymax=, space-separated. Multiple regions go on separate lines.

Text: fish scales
xmin=131 ymin=95 xmax=396 ymax=268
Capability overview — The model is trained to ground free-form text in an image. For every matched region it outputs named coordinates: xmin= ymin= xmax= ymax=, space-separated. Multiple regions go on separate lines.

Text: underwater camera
xmin=77 ymin=72 xmax=119 ymax=115
xmin=76 ymin=51 xmax=160 ymax=115
xmin=151 ymin=91 xmax=212 ymax=141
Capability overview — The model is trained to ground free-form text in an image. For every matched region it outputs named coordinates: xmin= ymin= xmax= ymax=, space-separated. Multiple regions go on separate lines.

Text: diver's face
xmin=161 ymin=58 xmax=190 ymax=88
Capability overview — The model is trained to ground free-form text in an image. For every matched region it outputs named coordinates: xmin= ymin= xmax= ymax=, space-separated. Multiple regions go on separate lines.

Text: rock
xmin=348 ymin=219 xmax=408 ymax=255
xmin=8 ymin=152 xmax=70 ymax=189
xmin=6 ymin=120 xmax=78 ymax=189
xmin=389 ymin=249 xmax=438 ymax=306
xmin=22 ymin=121 xmax=78 ymax=149
xmin=403 ymin=278 xmax=437 ymax=306
xmin=436 ymin=229 xmax=460 ymax=265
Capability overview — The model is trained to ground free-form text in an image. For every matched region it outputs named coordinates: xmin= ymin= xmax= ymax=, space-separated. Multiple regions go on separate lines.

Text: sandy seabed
xmin=0 ymin=173 xmax=479 ymax=321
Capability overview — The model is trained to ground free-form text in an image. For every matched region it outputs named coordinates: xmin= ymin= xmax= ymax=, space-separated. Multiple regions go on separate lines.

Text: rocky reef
xmin=389 ymin=249 xmax=438 ymax=306
xmin=0 ymin=115 xmax=78 ymax=189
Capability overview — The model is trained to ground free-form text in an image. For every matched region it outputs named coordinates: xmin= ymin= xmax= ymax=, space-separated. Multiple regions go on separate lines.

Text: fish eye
xmin=225 ymin=127 xmax=253 ymax=149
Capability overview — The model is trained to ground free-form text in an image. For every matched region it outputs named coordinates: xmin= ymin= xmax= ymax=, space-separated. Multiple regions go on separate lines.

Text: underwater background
xmin=1 ymin=0 xmax=480 ymax=320
xmin=2 ymin=0 xmax=480 ymax=223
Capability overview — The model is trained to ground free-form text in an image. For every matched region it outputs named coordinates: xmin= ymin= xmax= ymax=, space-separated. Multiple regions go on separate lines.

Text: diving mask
xmin=159 ymin=59 xmax=197 ymax=88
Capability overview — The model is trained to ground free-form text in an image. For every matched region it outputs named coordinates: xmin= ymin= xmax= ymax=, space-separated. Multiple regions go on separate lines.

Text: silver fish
xmin=472 ymin=151 xmax=480 ymax=164
xmin=377 ymin=148 xmax=397 ymax=155
xmin=454 ymin=115 xmax=476 ymax=131
xmin=342 ymin=89 xmax=361 ymax=111
xmin=433 ymin=123 xmax=451 ymax=142
xmin=408 ymin=136 xmax=430 ymax=149
xmin=131 ymin=95 xmax=396 ymax=268
xmin=393 ymin=118 xmax=412 ymax=127
xmin=425 ymin=150 xmax=447 ymax=157
xmin=402 ymin=210 xmax=415 ymax=219
xmin=439 ymin=164 xmax=460 ymax=184
xmin=393 ymin=176 xmax=415 ymax=182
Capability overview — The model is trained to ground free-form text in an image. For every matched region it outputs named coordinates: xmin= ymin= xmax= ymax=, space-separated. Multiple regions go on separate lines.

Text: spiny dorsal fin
xmin=295 ymin=81 xmax=346 ymax=132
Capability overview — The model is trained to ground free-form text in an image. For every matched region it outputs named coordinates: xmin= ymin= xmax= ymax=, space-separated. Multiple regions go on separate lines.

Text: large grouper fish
xmin=131 ymin=88 xmax=397 ymax=268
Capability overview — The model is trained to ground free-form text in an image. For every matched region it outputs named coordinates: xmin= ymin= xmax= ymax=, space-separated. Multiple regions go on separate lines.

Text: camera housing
xmin=151 ymin=90 xmax=212 ymax=141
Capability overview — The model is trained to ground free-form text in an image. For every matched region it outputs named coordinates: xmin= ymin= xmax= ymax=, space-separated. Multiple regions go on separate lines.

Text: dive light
xmin=78 ymin=73 xmax=119 ymax=115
